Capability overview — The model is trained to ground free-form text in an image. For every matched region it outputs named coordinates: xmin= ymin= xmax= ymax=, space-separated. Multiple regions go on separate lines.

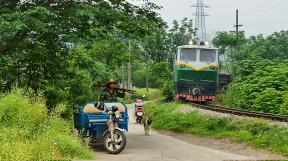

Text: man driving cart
xmin=100 ymin=79 xmax=125 ymax=102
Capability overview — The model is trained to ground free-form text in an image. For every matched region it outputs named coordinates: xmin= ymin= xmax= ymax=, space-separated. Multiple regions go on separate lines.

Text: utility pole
xmin=234 ymin=9 xmax=243 ymax=59
xmin=128 ymin=63 xmax=131 ymax=89
xmin=121 ymin=64 xmax=125 ymax=88
xmin=226 ymin=9 xmax=243 ymax=72
xmin=145 ymin=51 xmax=149 ymax=93
xmin=127 ymin=41 xmax=132 ymax=103
xmin=234 ymin=9 xmax=243 ymax=42
xmin=128 ymin=41 xmax=132 ymax=90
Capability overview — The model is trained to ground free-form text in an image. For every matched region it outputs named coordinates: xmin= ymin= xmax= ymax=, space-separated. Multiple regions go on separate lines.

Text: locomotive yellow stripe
xmin=176 ymin=62 xmax=219 ymax=71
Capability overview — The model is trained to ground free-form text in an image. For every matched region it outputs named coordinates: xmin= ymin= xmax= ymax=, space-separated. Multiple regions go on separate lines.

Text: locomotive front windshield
xmin=200 ymin=49 xmax=216 ymax=63
xmin=180 ymin=49 xmax=197 ymax=61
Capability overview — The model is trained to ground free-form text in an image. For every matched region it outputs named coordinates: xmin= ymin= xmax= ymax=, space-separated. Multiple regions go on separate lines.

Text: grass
xmin=119 ymin=88 xmax=161 ymax=104
xmin=145 ymin=101 xmax=288 ymax=156
xmin=132 ymin=88 xmax=161 ymax=101
xmin=0 ymin=89 xmax=94 ymax=161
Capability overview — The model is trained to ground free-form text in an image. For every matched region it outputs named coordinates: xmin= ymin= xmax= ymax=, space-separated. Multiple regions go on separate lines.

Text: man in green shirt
xmin=99 ymin=79 xmax=125 ymax=102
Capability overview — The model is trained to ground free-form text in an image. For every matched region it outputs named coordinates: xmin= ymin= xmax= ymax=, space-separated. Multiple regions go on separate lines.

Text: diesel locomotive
xmin=174 ymin=43 xmax=219 ymax=102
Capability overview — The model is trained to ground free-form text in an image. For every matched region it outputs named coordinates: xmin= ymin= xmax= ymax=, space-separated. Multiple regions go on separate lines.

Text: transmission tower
xmin=192 ymin=0 xmax=210 ymax=42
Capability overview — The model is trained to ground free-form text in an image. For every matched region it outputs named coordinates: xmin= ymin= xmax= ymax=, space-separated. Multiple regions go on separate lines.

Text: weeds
xmin=0 ymin=89 xmax=94 ymax=161
xmin=145 ymin=101 xmax=288 ymax=156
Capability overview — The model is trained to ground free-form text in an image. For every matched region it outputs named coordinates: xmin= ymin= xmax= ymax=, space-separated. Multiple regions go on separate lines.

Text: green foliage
xmin=0 ymin=0 xmax=165 ymax=107
xmin=148 ymin=62 xmax=172 ymax=88
xmin=145 ymin=102 xmax=288 ymax=155
xmin=216 ymin=31 xmax=288 ymax=114
xmin=132 ymin=61 xmax=147 ymax=88
xmin=0 ymin=89 xmax=93 ymax=161
xmin=161 ymin=81 xmax=175 ymax=102
xmin=213 ymin=31 xmax=246 ymax=54
xmin=252 ymin=88 xmax=283 ymax=113
xmin=0 ymin=1 xmax=195 ymax=106
xmin=239 ymin=31 xmax=288 ymax=61
xmin=0 ymin=0 xmax=197 ymax=158
xmin=133 ymin=88 xmax=161 ymax=101
xmin=0 ymin=90 xmax=46 ymax=130
xmin=224 ymin=59 xmax=288 ymax=114
xmin=119 ymin=88 xmax=160 ymax=103
xmin=142 ymin=17 xmax=194 ymax=70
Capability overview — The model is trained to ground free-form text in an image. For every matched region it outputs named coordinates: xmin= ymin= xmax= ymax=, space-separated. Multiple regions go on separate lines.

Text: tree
xmin=142 ymin=18 xmax=195 ymax=69
xmin=0 ymin=0 xmax=165 ymax=107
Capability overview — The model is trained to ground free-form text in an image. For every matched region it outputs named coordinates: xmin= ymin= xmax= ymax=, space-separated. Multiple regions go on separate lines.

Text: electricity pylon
xmin=192 ymin=0 xmax=210 ymax=42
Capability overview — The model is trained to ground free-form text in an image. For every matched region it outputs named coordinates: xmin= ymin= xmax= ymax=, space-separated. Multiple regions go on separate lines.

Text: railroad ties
xmin=191 ymin=103 xmax=288 ymax=122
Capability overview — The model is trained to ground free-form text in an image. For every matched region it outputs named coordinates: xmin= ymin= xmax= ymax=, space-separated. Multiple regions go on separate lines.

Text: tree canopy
xmin=0 ymin=0 xmax=195 ymax=107
xmin=0 ymin=0 xmax=166 ymax=107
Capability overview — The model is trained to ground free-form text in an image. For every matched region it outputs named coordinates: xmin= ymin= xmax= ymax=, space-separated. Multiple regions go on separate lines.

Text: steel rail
xmin=190 ymin=103 xmax=288 ymax=122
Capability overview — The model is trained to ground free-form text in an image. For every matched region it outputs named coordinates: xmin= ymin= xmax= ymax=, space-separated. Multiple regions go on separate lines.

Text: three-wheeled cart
xmin=73 ymin=102 xmax=129 ymax=154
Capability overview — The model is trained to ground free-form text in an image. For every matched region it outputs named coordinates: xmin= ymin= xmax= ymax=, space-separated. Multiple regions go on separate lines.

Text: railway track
xmin=191 ymin=103 xmax=288 ymax=122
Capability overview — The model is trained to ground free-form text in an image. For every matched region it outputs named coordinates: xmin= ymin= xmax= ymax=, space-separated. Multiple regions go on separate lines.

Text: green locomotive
xmin=175 ymin=43 xmax=219 ymax=102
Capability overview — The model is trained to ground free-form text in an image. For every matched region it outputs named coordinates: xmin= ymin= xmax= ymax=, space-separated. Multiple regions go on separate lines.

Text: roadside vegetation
xmin=118 ymin=88 xmax=161 ymax=104
xmin=133 ymin=88 xmax=161 ymax=101
xmin=0 ymin=1 xmax=192 ymax=109
xmin=2 ymin=0 xmax=288 ymax=159
xmin=214 ymin=31 xmax=288 ymax=114
xmin=0 ymin=1 xmax=193 ymax=159
xmin=0 ymin=89 xmax=94 ymax=161
xmin=145 ymin=101 xmax=288 ymax=156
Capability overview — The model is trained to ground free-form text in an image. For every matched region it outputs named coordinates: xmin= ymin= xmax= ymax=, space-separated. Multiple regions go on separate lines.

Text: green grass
xmin=119 ymin=88 xmax=161 ymax=104
xmin=0 ymin=89 xmax=94 ymax=161
xmin=145 ymin=101 xmax=288 ymax=156
xmin=133 ymin=88 xmax=161 ymax=101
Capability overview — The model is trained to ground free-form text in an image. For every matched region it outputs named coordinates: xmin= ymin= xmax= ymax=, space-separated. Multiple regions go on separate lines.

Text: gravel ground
xmin=175 ymin=105 xmax=288 ymax=128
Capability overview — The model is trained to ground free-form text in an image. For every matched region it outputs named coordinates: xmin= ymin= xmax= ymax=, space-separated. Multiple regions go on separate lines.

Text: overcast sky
xmin=130 ymin=0 xmax=288 ymax=38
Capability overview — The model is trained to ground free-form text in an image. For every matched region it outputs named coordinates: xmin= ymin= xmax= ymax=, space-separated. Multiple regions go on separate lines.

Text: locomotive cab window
xmin=200 ymin=49 xmax=216 ymax=63
xmin=180 ymin=48 xmax=197 ymax=62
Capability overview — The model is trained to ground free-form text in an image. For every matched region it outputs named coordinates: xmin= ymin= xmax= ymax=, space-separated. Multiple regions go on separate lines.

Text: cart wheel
xmin=103 ymin=129 xmax=126 ymax=154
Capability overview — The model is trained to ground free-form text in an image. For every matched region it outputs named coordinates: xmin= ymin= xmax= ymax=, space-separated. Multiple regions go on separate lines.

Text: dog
xmin=144 ymin=118 xmax=152 ymax=136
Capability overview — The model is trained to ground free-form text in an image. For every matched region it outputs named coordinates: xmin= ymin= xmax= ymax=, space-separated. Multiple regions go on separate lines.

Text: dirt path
xmin=76 ymin=104 xmax=286 ymax=161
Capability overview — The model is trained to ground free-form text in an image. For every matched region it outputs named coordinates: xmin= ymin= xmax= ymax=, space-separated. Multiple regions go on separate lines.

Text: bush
xmin=252 ymin=88 xmax=283 ymax=113
xmin=0 ymin=89 xmax=93 ymax=161
xmin=161 ymin=81 xmax=175 ymax=102
xmin=224 ymin=60 xmax=288 ymax=114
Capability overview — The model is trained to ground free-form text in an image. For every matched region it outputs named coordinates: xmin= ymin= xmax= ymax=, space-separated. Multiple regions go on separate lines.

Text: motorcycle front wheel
xmin=103 ymin=129 xmax=126 ymax=154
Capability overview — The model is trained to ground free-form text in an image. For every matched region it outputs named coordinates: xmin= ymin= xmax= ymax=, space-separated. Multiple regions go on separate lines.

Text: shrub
xmin=161 ymin=81 xmax=175 ymax=102
xmin=0 ymin=89 xmax=93 ymax=161
xmin=224 ymin=60 xmax=288 ymax=114
xmin=252 ymin=88 xmax=283 ymax=113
